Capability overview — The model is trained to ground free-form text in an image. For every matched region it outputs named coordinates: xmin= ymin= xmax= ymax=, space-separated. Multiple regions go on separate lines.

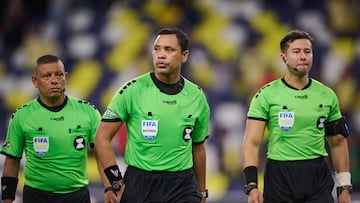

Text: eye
xmin=165 ymin=48 xmax=173 ymax=53
xmin=42 ymin=74 xmax=51 ymax=79
xmin=56 ymin=73 xmax=64 ymax=77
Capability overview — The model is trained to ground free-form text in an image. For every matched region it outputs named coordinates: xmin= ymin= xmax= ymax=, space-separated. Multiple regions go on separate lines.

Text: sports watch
xmin=336 ymin=185 xmax=353 ymax=197
xmin=244 ymin=184 xmax=258 ymax=195
xmin=200 ymin=189 xmax=208 ymax=199
xmin=112 ymin=179 xmax=124 ymax=191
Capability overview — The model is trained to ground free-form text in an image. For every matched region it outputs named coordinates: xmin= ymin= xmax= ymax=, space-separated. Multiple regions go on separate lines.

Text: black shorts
xmin=23 ymin=185 xmax=90 ymax=203
xmin=120 ymin=166 xmax=202 ymax=203
xmin=263 ymin=157 xmax=334 ymax=203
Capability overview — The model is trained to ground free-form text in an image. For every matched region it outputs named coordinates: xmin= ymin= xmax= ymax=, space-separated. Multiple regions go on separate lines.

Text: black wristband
xmin=1 ymin=177 xmax=18 ymax=200
xmin=104 ymin=186 xmax=118 ymax=196
xmin=243 ymin=166 xmax=258 ymax=184
xmin=104 ymin=165 xmax=123 ymax=191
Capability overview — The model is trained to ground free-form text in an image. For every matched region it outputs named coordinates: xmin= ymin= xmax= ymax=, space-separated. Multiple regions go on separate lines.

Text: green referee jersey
xmin=1 ymin=96 xmax=101 ymax=193
xmin=248 ymin=78 xmax=342 ymax=161
xmin=102 ymin=72 xmax=210 ymax=172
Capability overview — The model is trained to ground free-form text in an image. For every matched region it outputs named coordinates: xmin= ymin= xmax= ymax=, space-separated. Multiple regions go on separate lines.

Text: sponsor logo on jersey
xmin=294 ymin=95 xmax=308 ymax=99
xmin=2 ymin=142 xmax=10 ymax=148
xmin=183 ymin=126 xmax=193 ymax=141
xmin=141 ymin=120 xmax=158 ymax=140
xmin=33 ymin=137 xmax=49 ymax=156
xmin=163 ymin=100 xmax=177 ymax=105
xmin=51 ymin=116 xmax=64 ymax=121
xmin=104 ymin=109 xmax=119 ymax=119
xmin=74 ymin=136 xmax=85 ymax=150
xmin=278 ymin=112 xmax=294 ymax=130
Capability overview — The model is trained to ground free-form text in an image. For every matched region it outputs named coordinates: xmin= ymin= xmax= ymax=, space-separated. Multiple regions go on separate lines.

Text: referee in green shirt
xmin=242 ymin=30 xmax=352 ymax=203
xmin=94 ymin=27 xmax=210 ymax=203
xmin=1 ymin=55 xmax=101 ymax=203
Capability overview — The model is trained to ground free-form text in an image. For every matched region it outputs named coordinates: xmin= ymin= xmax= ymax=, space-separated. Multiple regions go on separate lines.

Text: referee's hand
xmin=338 ymin=189 xmax=351 ymax=203
xmin=104 ymin=184 xmax=126 ymax=203
xmin=248 ymin=188 xmax=263 ymax=203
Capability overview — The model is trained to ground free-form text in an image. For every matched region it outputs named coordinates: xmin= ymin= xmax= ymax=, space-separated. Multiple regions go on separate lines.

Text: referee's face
xmin=152 ymin=34 xmax=189 ymax=83
xmin=32 ymin=61 xmax=67 ymax=106
xmin=282 ymin=38 xmax=313 ymax=76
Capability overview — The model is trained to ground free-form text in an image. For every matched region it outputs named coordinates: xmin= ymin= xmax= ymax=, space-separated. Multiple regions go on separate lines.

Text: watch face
xmin=112 ymin=182 xmax=120 ymax=190
xmin=200 ymin=190 xmax=208 ymax=198
xmin=244 ymin=184 xmax=258 ymax=195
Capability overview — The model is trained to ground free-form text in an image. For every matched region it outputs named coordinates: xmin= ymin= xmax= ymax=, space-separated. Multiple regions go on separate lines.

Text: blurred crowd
xmin=0 ymin=0 xmax=359 ymax=201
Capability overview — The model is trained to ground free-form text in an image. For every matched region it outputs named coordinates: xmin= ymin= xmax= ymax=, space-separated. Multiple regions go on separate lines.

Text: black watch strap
xmin=336 ymin=185 xmax=353 ymax=197
xmin=104 ymin=179 xmax=124 ymax=195
xmin=244 ymin=184 xmax=258 ymax=195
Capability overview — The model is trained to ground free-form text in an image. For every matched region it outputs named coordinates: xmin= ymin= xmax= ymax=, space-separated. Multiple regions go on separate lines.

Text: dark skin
xmin=95 ymin=34 xmax=207 ymax=203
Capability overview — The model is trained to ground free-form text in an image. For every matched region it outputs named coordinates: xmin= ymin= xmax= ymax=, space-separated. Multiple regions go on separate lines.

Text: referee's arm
xmin=242 ymin=118 xmax=266 ymax=202
xmin=242 ymin=119 xmax=266 ymax=175
xmin=326 ymin=134 xmax=351 ymax=202
xmin=1 ymin=156 xmax=21 ymax=202
xmin=192 ymin=142 xmax=206 ymax=199
xmin=94 ymin=121 xmax=125 ymax=201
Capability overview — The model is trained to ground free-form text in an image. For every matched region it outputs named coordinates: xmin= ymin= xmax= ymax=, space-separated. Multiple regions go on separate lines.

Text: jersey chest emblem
xmin=141 ymin=120 xmax=158 ymax=140
xmin=74 ymin=136 xmax=85 ymax=150
xmin=278 ymin=112 xmax=294 ymax=131
xmin=33 ymin=137 xmax=49 ymax=157
xmin=183 ymin=126 xmax=193 ymax=141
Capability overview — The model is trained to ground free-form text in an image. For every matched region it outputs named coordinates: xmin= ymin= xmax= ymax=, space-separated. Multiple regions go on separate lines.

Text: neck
xmin=40 ymin=95 xmax=66 ymax=107
xmin=283 ymin=74 xmax=309 ymax=90
xmin=154 ymin=72 xmax=180 ymax=84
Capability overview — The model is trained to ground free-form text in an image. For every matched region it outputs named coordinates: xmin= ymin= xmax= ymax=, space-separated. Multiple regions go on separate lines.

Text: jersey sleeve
xmin=247 ymin=90 xmax=269 ymax=121
xmin=326 ymin=88 xmax=343 ymax=122
xmin=192 ymin=92 xmax=210 ymax=143
xmin=1 ymin=112 xmax=25 ymax=158
xmin=102 ymin=82 xmax=134 ymax=122
xmin=89 ymin=107 xmax=101 ymax=143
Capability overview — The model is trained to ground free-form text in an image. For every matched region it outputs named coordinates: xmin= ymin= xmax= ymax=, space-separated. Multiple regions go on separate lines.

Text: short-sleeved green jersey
xmin=102 ymin=72 xmax=210 ymax=171
xmin=1 ymin=96 xmax=101 ymax=193
xmin=248 ymin=78 xmax=342 ymax=161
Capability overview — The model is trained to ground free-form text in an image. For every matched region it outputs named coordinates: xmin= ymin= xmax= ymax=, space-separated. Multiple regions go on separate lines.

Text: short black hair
xmin=280 ymin=29 xmax=313 ymax=52
xmin=155 ymin=27 xmax=189 ymax=52
xmin=36 ymin=54 xmax=60 ymax=66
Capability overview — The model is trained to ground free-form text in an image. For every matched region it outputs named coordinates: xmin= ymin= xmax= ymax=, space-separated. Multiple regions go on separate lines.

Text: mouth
xmin=49 ymin=87 xmax=61 ymax=92
xmin=156 ymin=62 xmax=168 ymax=68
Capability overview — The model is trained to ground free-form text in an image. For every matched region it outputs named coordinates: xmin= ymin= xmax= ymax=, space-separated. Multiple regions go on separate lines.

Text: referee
xmin=1 ymin=55 xmax=101 ymax=203
xmin=242 ymin=30 xmax=352 ymax=203
xmin=94 ymin=27 xmax=210 ymax=203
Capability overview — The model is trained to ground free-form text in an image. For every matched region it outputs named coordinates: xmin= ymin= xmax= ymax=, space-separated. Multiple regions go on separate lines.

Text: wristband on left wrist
xmin=104 ymin=165 xmax=123 ymax=191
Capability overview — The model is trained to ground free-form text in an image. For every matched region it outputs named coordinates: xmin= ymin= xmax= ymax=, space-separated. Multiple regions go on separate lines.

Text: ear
xmin=32 ymin=75 xmax=38 ymax=88
xmin=280 ymin=53 xmax=287 ymax=64
xmin=181 ymin=50 xmax=189 ymax=63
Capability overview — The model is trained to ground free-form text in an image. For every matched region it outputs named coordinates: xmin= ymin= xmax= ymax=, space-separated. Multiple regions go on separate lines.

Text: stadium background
xmin=0 ymin=0 xmax=359 ymax=202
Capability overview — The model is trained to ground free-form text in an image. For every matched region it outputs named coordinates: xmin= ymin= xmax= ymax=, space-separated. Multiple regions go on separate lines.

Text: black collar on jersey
xmin=281 ymin=77 xmax=312 ymax=90
xmin=37 ymin=95 xmax=68 ymax=112
xmin=150 ymin=72 xmax=184 ymax=95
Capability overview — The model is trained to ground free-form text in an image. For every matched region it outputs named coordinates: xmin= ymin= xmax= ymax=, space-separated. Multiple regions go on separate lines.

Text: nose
xmin=299 ymin=51 xmax=306 ymax=60
xmin=156 ymin=49 xmax=166 ymax=59
xmin=50 ymin=75 xmax=59 ymax=84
